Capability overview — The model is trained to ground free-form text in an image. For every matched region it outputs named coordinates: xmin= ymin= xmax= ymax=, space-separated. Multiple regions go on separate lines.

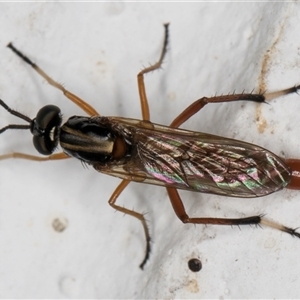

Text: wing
xmin=94 ymin=117 xmax=291 ymax=198
xmin=134 ymin=128 xmax=292 ymax=197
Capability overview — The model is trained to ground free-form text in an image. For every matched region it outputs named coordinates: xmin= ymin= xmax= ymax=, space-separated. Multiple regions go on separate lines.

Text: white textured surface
xmin=0 ymin=2 xmax=300 ymax=298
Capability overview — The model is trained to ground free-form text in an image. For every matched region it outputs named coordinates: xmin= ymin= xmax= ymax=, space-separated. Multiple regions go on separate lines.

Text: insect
xmin=1 ymin=24 xmax=300 ymax=269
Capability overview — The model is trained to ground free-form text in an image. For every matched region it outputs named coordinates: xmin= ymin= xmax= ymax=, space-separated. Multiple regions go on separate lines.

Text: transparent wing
xmin=94 ymin=117 xmax=291 ymax=198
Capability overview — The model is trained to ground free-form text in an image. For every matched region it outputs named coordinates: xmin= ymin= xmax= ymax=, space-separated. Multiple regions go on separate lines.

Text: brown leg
xmin=170 ymin=86 xmax=300 ymax=128
xmin=166 ymin=86 xmax=300 ymax=238
xmin=0 ymin=152 xmax=69 ymax=161
xmin=137 ymin=23 xmax=169 ymax=121
xmin=108 ymin=179 xmax=151 ymax=269
xmin=7 ymin=43 xmax=99 ymax=116
xmin=167 ymin=188 xmax=262 ymax=226
xmin=166 ymin=188 xmax=300 ymax=238
xmin=107 ymin=24 xmax=169 ymax=268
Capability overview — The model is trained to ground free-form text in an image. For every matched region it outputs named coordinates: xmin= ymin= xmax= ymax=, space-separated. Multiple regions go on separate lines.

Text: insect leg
xmin=7 ymin=43 xmax=98 ymax=116
xmin=137 ymin=23 xmax=169 ymax=121
xmin=170 ymin=93 xmax=266 ymax=128
xmin=167 ymin=187 xmax=261 ymax=226
xmin=108 ymin=179 xmax=151 ymax=269
xmin=118 ymin=24 xmax=168 ymax=268
xmin=166 ymin=187 xmax=300 ymax=238
xmin=170 ymin=85 xmax=300 ymax=128
xmin=0 ymin=152 xmax=69 ymax=161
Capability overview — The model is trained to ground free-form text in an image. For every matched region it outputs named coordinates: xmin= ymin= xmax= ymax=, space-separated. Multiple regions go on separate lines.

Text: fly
xmin=1 ymin=24 xmax=300 ymax=269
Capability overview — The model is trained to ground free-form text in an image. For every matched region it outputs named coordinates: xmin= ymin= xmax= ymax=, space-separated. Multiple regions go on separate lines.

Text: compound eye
xmin=35 ymin=105 xmax=61 ymax=130
xmin=33 ymin=135 xmax=54 ymax=155
xmin=31 ymin=105 xmax=61 ymax=155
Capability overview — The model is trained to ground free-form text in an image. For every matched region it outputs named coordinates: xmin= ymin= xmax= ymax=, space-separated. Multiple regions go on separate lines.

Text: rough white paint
xmin=0 ymin=2 xmax=300 ymax=298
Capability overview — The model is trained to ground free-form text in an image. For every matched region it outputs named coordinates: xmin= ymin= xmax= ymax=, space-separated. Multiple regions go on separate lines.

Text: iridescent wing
xmin=94 ymin=117 xmax=291 ymax=198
